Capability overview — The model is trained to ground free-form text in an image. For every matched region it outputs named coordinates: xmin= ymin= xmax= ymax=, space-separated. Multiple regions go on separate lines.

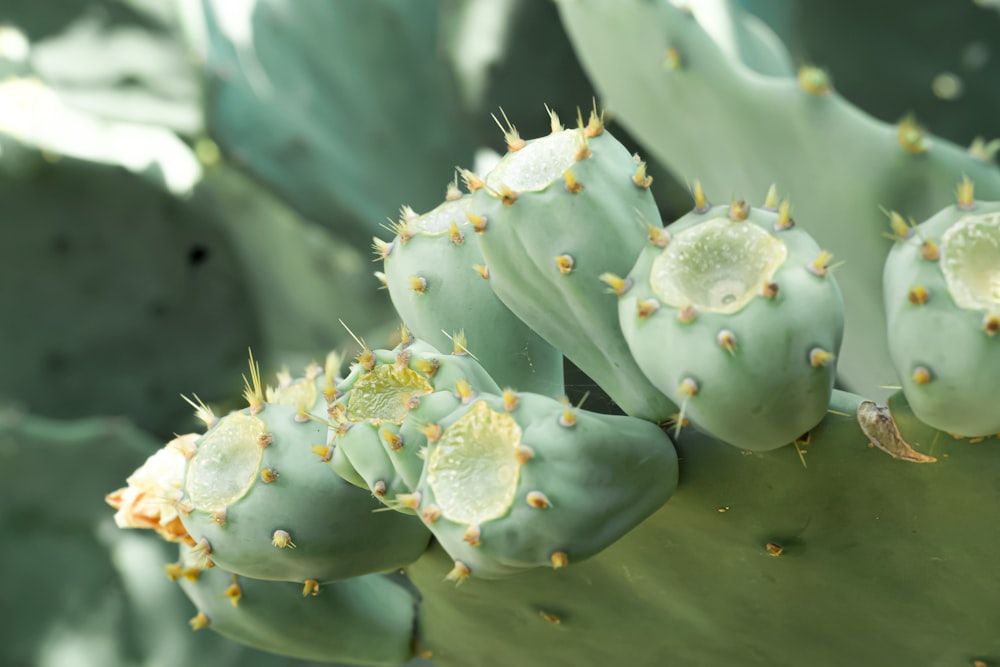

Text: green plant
xmin=32 ymin=0 xmax=998 ymax=665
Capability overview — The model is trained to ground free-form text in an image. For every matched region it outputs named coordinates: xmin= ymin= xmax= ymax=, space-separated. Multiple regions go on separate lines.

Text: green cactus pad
xmin=471 ymin=119 xmax=677 ymax=421
xmin=883 ymin=197 xmax=1000 ymax=436
xmin=619 ymin=200 xmax=844 ymax=450
xmin=176 ymin=546 xmax=419 ymax=665
xmin=405 ymin=391 xmax=679 ymax=579
xmin=179 ymin=401 xmax=430 ymax=584
xmin=382 ymin=194 xmax=564 ymax=395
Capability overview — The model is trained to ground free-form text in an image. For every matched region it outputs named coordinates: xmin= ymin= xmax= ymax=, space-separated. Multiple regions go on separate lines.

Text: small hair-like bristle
xmin=526 ymin=491 xmax=551 ymax=509
xmin=957 ymin=175 xmax=975 ymax=210
xmin=632 ymin=157 xmax=653 ymax=188
xmin=242 ymin=348 xmax=265 ymax=414
xmin=564 ymin=169 xmax=583 ymax=194
xmin=181 ymin=393 xmax=217 ymax=429
xmin=372 ymin=237 xmax=393 ymax=261
xmin=545 ymin=103 xmax=563 ymax=134
xmin=445 ymin=178 xmax=463 ymax=202
xmin=664 ymin=47 xmax=682 ymax=70
xmin=897 ymin=114 xmax=929 ymax=154
xmin=692 ymin=180 xmax=709 ymax=212
xmin=728 ymin=199 xmax=749 ymax=221
xmin=599 ymin=272 xmax=632 ymax=296
xmin=457 ymin=167 xmax=485 ymax=192
xmin=798 ymin=65 xmax=831 ymax=96
xmin=492 ymin=108 xmax=525 ymax=152
xmin=763 ymin=184 xmax=779 ymax=210
xmin=502 ymin=388 xmax=519 ymax=412
xmin=555 ymin=254 xmax=575 ymax=274
xmin=775 ymin=200 xmax=794 ymax=231
xmin=584 ymin=100 xmax=605 ymax=137
xmin=449 ymin=221 xmax=465 ymax=246
xmin=807 ymin=251 xmax=834 ymax=277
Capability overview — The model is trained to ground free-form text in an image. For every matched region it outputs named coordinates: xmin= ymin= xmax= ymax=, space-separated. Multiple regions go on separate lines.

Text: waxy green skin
xmin=409 ymin=391 xmax=678 ymax=579
xmin=407 ymin=390 xmax=1000 ymax=667
xmin=328 ymin=338 xmax=502 ymax=499
xmin=883 ymin=200 xmax=1000 ymax=436
xmin=383 ymin=196 xmax=564 ymax=396
xmin=619 ymin=203 xmax=844 ymax=450
xmin=473 ymin=127 xmax=677 ymax=422
xmin=177 ymin=546 xmax=419 ymax=666
xmin=392 ymin=390 xmax=465 ymax=493
xmin=180 ymin=402 xmax=430 ymax=584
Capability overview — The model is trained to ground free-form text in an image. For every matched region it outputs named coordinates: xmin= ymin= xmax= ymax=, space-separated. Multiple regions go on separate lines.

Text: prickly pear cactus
xmin=92 ymin=2 xmax=1000 ymax=665
xmin=379 ymin=192 xmax=564 ymax=395
xmin=405 ymin=389 xmax=677 ymax=579
xmin=175 ymin=358 xmax=431 ymax=585
xmin=469 ymin=109 xmax=676 ymax=422
xmin=618 ymin=190 xmax=844 ymax=451
xmin=883 ymin=182 xmax=1000 ymax=436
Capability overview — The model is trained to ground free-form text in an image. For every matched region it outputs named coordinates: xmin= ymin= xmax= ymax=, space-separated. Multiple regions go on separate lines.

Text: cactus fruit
xmin=883 ymin=183 xmax=1000 ymax=436
xmin=379 ymin=192 xmax=564 ymax=395
xmin=174 ymin=545 xmax=419 ymax=666
xmin=470 ymin=108 xmax=676 ymax=421
xmin=159 ymin=355 xmax=432 ymax=585
xmin=402 ymin=390 xmax=678 ymax=579
xmin=327 ymin=334 xmax=502 ymax=502
xmin=618 ymin=188 xmax=844 ymax=450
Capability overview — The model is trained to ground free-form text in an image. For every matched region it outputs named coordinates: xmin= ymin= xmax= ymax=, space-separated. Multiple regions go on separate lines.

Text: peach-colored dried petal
xmin=106 ymin=433 xmax=198 ymax=543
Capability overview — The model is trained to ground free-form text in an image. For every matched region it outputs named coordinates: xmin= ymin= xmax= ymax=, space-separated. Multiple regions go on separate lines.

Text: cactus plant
xmin=5 ymin=0 xmax=997 ymax=665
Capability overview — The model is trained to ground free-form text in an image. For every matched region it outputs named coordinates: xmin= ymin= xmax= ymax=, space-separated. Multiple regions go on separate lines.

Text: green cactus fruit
xmin=469 ymin=109 xmax=677 ymax=422
xmin=618 ymin=190 xmax=845 ymax=450
xmin=400 ymin=389 xmax=678 ymax=580
xmin=178 ymin=356 xmax=430 ymax=584
xmin=380 ymin=191 xmax=564 ymax=396
xmin=883 ymin=182 xmax=1000 ymax=436
xmin=328 ymin=334 xmax=502 ymax=505
xmin=174 ymin=545 xmax=419 ymax=666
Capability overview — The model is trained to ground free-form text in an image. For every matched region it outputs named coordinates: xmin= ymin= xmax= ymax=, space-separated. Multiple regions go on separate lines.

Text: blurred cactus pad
xmin=3 ymin=0 xmax=999 ymax=666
